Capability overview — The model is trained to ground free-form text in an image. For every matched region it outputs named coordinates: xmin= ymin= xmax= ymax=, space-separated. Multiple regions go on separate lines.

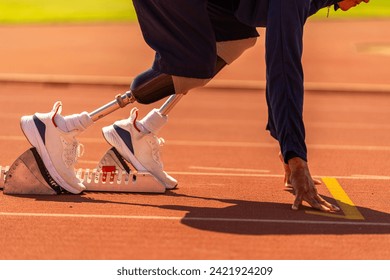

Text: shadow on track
xmin=8 ymin=190 xmax=390 ymax=236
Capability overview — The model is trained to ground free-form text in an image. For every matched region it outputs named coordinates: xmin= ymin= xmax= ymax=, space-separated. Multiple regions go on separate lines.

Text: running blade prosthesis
xmin=0 ymin=147 xmax=166 ymax=195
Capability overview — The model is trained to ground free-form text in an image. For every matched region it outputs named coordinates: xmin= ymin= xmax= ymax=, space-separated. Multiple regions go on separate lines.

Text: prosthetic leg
xmin=1 ymin=38 xmax=253 ymax=194
xmin=1 ymin=55 xmax=225 ymax=195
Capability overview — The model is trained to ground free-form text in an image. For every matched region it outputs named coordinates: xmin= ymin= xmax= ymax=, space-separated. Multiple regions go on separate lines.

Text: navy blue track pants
xmin=132 ymin=0 xmax=312 ymax=163
xmin=132 ymin=0 xmax=259 ymax=78
xmin=265 ymin=0 xmax=311 ymax=163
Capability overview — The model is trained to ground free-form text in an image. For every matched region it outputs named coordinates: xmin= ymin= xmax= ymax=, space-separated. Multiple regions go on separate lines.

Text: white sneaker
xmin=20 ymin=101 xmax=86 ymax=194
xmin=102 ymin=107 xmax=178 ymax=189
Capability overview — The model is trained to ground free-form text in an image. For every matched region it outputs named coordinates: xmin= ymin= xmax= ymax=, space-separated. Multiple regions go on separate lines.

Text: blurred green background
xmin=0 ymin=0 xmax=388 ymax=24
xmin=0 ymin=0 xmax=136 ymax=24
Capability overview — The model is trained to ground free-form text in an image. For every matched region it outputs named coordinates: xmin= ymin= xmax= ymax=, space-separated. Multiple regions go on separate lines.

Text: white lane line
xmin=308 ymin=122 xmax=390 ymax=130
xmin=2 ymin=136 xmax=390 ymax=152
xmin=170 ymin=171 xmax=283 ymax=178
xmin=185 ymin=167 xmax=390 ymax=180
xmin=168 ymin=171 xmax=390 ymax=181
xmin=168 ymin=140 xmax=390 ymax=152
xmin=0 ymin=136 xmax=25 ymax=141
xmin=351 ymin=174 xmax=390 ymax=180
xmin=168 ymin=140 xmax=276 ymax=148
xmin=189 ymin=166 xmax=270 ymax=173
xmin=1 ymin=212 xmax=389 ymax=227
xmin=308 ymin=143 xmax=390 ymax=151
xmin=0 ymin=165 xmax=388 ymax=183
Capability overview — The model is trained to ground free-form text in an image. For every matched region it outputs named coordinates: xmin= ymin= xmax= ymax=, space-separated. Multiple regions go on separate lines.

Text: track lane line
xmin=0 ymin=211 xmax=389 ymax=226
xmin=168 ymin=171 xmax=390 ymax=181
xmin=3 ymin=136 xmax=390 ymax=151
xmin=189 ymin=166 xmax=270 ymax=173
xmin=306 ymin=177 xmax=365 ymax=220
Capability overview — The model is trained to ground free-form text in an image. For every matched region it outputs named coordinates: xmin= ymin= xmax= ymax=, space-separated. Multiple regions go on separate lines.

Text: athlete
xmin=20 ymin=0 xmax=369 ymax=212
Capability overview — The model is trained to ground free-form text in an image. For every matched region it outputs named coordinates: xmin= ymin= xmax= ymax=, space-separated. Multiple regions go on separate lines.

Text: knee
xmin=172 ymin=76 xmax=211 ymax=94
xmin=216 ymin=37 xmax=257 ymax=65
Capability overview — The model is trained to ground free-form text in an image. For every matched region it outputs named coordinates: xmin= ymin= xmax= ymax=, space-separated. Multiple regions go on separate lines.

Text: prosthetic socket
xmin=89 ymin=56 xmax=227 ymax=121
xmin=130 ymin=56 xmax=227 ymax=104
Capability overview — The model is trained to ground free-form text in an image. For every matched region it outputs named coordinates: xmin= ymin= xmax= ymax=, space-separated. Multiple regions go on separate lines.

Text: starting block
xmin=0 ymin=147 xmax=166 ymax=195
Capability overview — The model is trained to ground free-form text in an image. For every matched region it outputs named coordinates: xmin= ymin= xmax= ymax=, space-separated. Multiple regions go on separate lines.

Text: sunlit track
xmin=1 ymin=20 xmax=390 ymax=261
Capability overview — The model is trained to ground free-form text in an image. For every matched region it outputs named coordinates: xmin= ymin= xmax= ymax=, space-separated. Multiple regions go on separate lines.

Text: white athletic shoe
xmin=102 ymin=108 xmax=178 ymax=189
xmin=20 ymin=101 xmax=86 ymax=194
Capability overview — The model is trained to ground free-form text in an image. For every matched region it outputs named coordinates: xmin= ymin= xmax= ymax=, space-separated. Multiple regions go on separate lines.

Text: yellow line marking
xmin=306 ymin=177 xmax=365 ymax=220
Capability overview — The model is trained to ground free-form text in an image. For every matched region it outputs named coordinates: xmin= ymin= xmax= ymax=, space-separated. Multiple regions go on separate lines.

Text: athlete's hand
xmin=279 ymin=152 xmax=321 ymax=187
xmin=337 ymin=0 xmax=370 ymax=12
xmin=287 ymin=157 xmax=340 ymax=212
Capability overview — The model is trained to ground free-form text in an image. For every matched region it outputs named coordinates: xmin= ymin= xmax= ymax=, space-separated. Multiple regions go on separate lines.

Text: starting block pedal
xmin=3 ymin=148 xmax=62 ymax=195
xmin=0 ymin=147 xmax=166 ymax=195
xmin=81 ymin=148 xmax=166 ymax=193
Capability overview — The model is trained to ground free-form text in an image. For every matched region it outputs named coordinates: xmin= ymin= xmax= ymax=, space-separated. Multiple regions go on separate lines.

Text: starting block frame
xmin=0 ymin=147 xmax=166 ymax=195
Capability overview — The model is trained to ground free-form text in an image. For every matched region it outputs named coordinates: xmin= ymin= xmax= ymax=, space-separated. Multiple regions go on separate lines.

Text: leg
xmin=19 ymin=36 xmax=255 ymax=193
xmin=98 ymin=55 xmax=226 ymax=189
xmin=265 ymin=0 xmax=310 ymax=163
xmin=97 ymin=35 xmax=256 ymax=189
xmin=19 ymin=0 xmax=257 ymax=193
xmin=133 ymin=0 xmax=217 ymax=79
xmin=265 ymin=0 xmax=339 ymax=212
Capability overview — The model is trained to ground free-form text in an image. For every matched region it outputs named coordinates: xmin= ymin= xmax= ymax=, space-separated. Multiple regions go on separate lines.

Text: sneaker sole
xmin=20 ymin=116 xmax=85 ymax=194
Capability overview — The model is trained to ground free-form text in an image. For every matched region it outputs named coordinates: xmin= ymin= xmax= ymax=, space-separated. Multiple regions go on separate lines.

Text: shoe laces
xmin=61 ymin=136 xmax=84 ymax=168
xmin=146 ymin=135 xmax=165 ymax=167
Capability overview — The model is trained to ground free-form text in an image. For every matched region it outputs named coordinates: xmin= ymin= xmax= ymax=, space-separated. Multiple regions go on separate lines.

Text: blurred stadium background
xmin=0 ymin=0 xmax=388 ymax=24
